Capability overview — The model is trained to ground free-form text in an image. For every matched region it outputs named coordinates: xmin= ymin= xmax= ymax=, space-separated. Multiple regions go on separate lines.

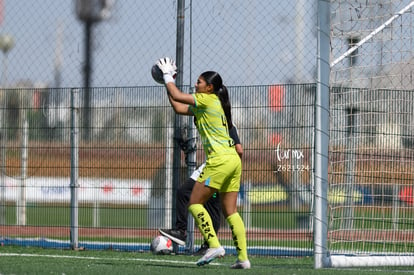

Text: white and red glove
xmin=156 ymin=57 xmax=177 ymax=84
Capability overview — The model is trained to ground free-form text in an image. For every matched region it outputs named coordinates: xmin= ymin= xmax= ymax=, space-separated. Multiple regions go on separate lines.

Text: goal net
xmin=328 ymin=0 xmax=414 ymax=267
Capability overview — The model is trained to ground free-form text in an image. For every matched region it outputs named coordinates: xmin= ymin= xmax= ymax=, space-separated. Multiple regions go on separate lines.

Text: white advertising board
xmin=2 ymin=177 xmax=151 ymax=204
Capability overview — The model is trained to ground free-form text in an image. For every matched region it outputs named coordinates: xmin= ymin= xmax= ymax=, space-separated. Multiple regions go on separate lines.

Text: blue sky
xmin=0 ymin=0 xmax=317 ymax=88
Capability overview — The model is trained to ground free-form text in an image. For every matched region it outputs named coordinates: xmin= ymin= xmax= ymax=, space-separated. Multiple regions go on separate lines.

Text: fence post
xmin=17 ymin=118 xmax=28 ymax=225
xmin=172 ymin=0 xmax=185 ymax=253
xmin=0 ymin=89 xmax=7 ymax=225
xmin=185 ymin=88 xmax=197 ymax=253
xmin=70 ymin=88 xmax=80 ymax=250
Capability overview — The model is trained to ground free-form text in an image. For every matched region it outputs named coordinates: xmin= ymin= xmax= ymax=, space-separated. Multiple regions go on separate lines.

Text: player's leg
xmin=159 ymin=178 xmax=195 ymax=246
xmin=220 ymin=191 xmax=249 ymax=268
xmin=188 ymin=182 xmax=219 ymax=247
xmin=205 ymin=192 xmax=221 ymax=234
xmin=188 ymin=183 xmax=225 ymax=266
xmin=193 ymin=191 xmax=221 ymax=255
xmin=175 ymin=178 xmax=195 ymax=231
xmin=220 ymin=156 xmax=250 ymax=269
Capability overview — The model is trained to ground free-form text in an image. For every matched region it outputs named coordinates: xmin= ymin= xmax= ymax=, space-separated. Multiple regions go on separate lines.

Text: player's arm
xmin=235 ymin=143 xmax=243 ymax=158
xmin=166 ymin=91 xmax=193 ymax=115
xmin=156 ymin=57 xmax=195 ymax=115
xmin=229 ymin=126 xmax=243 ymax=158
xmin=165 ymin=82 xmax=195 ymax=107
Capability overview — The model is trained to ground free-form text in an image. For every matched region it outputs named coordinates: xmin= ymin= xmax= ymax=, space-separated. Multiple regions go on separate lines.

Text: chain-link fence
xmin=1 ymin=0 xmax=413 ymax=262
xmin=1 ymin=0 xmax=317 ymax=88
xmin=0 ymin=0 xmax=318 ymax=256
xmin=0 ymin=84 xmax=315 ymax=256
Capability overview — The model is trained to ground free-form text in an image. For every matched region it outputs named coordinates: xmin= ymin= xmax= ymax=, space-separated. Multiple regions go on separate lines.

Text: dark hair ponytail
xmin=200 ymin=71 xmax=233 ymax=130
xmin=217 ymin=85 xmax=233 ymax=130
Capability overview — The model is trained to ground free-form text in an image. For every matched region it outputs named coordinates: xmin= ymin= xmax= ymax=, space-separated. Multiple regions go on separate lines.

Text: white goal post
xmin=315 ymin=0 xmax=414 ymax=268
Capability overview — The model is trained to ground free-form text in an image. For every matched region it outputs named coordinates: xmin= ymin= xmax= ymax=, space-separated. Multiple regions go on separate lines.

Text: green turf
xmin=4 ymin=203 xmax=310 ymax=229
xmin=0 ymin=245 xmax=413 ymax=275
xmin=5 ymin=203 xmax=413 ymax=231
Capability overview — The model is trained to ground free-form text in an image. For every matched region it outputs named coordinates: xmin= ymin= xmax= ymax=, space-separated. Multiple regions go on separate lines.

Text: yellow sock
xmin=188 ymin=204 xmax=221 ymax=248
xmin=227 ymin=212 xmax=248 ymax=261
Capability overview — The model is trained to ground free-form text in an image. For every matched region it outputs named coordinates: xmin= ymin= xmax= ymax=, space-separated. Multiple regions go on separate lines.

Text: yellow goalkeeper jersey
xmin=189 ymin=93 xmax=237 ymax=159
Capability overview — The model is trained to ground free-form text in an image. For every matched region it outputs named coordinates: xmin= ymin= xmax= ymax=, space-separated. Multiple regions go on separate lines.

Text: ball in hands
xmin=151 ymin=64 xmax=164 ymax=84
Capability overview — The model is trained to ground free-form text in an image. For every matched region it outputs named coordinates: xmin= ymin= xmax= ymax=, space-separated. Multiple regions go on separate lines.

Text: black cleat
xmin=158 ymin=228 xmax=186 ymax=246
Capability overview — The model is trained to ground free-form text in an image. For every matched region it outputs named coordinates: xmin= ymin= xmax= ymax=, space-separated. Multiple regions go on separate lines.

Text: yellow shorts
xmin=197 ymin=154 xmax=241 ymax=192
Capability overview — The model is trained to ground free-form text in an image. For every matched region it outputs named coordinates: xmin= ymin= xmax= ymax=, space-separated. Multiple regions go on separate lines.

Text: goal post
xmin=315 ymin=0 xmax=414 ymax=268
xmin=314 ymin=0 xmax=331 ymax=269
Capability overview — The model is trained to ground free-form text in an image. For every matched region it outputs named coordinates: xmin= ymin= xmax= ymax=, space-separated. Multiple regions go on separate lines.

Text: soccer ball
xmin=151 ymin=64 xmax=164 ymax=84
xmin=150 ymin=235 xmax=173 ymax=255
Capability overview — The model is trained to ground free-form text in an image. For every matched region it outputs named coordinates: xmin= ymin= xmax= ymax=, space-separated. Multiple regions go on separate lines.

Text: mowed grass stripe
xmin=0 ymin=252 xmax=224 ymax=266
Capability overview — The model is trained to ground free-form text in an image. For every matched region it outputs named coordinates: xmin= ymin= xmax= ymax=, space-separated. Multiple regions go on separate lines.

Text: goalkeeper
xmin=159 ymin=125 xmax=243 ymax=256
xmin=156 ymin=57 xmax=250 ymax=269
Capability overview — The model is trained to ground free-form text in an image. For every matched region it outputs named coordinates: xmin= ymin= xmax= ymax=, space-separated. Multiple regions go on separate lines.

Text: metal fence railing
xmin=0 ymin=0 xmax=319 ymax=256
xmin=0 ymin=84 xmax=315 ymax=256
xmin=0 ymin=83 xmax=413 ymax=256
xmin=0 ymin=1 xmax=413 ymax=261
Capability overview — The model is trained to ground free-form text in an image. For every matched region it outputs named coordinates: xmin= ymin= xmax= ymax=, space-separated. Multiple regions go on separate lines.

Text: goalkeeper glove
xmin=156 ymin=57 xmax=177 ymax=84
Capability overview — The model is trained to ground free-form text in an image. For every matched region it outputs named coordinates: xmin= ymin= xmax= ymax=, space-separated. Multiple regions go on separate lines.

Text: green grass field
xmin=3 ymin=203 xmax=309 ymax=229
xmin=1 ymin=245 xmax=414 ymax=275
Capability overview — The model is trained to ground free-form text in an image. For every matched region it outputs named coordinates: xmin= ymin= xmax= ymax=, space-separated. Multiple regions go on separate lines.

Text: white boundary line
xmin=0 ymin=253 xmax=224 ymax=266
